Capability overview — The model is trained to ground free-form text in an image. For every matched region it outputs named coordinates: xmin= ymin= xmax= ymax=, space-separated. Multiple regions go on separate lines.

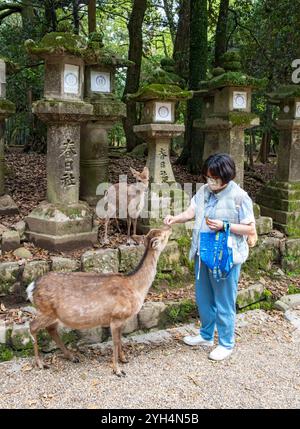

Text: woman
xmin=164 ymin=153 xmax=256 ymax=361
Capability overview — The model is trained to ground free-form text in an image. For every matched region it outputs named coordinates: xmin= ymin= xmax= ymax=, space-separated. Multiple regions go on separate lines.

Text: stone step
xmin=255 ymin=216 xmax=273 ymax=235
xmin=0 ymin=285 xmax=275 ymax=356
xmin=236 ymin=283 xmax=265 ymax=309
xmin=1 ymin=230 xmax=20 ymax=252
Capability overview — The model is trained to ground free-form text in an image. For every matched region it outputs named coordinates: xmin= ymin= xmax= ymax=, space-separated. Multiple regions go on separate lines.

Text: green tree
xmin=177 ymin=0 xmax=208 ymax=174
xmin=214 ymin=0 xmax=229 ymax=67
xmin=122 ymin=0 xmax=148 ymax=152
xmin=230 ymin=0 xmax=300 ymax=162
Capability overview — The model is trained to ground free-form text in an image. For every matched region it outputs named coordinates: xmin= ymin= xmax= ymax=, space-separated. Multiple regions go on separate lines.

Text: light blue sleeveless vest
xmin=189 ymin=181 xmax=250 ymax=275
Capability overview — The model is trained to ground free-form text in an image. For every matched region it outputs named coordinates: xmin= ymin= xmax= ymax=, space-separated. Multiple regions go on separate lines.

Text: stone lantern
xmin=80 ymin=33 xmax=128 ymax=206
xmin=131 ymin=85 xmax=191 ymax=185
xmin=257 ymin=85 xmax=300 ymax=237
xmin=194 ymin=51 xmax=264 ymax=186
xmin=0 ymin=57 xmax=18 ymax=215
xmin=24 ymin=31 xmax=98 ymax=250
xmin=129 ymin=59 xmax=192 ymax=233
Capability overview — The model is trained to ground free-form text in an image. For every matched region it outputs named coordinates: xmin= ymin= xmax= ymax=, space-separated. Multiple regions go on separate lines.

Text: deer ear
xmin=150 ymin=237 xmax=160 ymax=249
xmin=131 ymin=234 xmax=145 ymax=245
xmin=142 ymin=230 xmax=152 ymax=247
xmin=130 ymin=167 xmax=138 ymax=177
xmin=143 ymin=166 xmax=149 ymax=178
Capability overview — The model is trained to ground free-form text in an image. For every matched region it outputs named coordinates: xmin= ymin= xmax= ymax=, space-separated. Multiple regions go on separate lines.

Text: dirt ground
xmin=0 ymin=309 xmax=299 ymax=409
xmin=1 ymin=151 xmax=276 ymax=228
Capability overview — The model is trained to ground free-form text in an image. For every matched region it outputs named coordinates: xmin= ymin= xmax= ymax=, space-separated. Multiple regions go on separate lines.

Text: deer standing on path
xmin=102 ymin=166 xmax=149 ymax=244
xmin=26 ymin=226 xmax=172 ymax=377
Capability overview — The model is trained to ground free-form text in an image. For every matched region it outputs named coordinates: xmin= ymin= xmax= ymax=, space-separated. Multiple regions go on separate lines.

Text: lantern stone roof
xmin=127 ymin=83 xmax=192 ymax=102
xmin=25 ymin=32 xmax=87 ymax=58
xmin=199 ymin=71 xmax=267 ymax=92
xmin=127 ymin=57 xmax=192 ymax=101
xmin=84 ymin=32 xmax=132 ymax=67
xmin=198 ymin=50 xmax=266 ymax=92
xmin=83 ymin=45 xmax=132 ymax=67
xmin=267 ymin=85 xmax=300 ymax=104
xmin=25 ymin=31 xmax=131 ymax=68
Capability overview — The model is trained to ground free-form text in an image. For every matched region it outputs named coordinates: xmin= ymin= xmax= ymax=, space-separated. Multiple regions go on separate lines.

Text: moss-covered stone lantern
xmin=0 ymin=57 xmax=18 ymax=215
xmin=24 ymin=31 xmax=98 ymax=251
xmin=257 ymin=85 xmax=300 ymax=237
xmin=80 ymin=32 xmax=128 ymax=206
xmin=194 ymin=51 xmax=265 ymax=186
xmin=130 ymin=80 xmax=192 ymax=185
xmin=128 ymin=59 xmax=192 ymax=233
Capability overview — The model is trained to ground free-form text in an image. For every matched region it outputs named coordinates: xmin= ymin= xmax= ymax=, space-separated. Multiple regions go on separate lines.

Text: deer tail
xmin=26 ymin=281 xmax=36 ymax=304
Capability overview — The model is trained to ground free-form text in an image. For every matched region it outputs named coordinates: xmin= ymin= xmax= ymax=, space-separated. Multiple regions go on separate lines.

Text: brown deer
xmin=26 ymin=226 xmax=172 ymax=377
xmin=102 ymin=166 xmax=149 ymax=244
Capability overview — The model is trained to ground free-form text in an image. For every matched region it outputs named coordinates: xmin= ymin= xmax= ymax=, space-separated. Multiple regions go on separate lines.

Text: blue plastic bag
xmin=200 ymin=221 xmax=234 ymax=281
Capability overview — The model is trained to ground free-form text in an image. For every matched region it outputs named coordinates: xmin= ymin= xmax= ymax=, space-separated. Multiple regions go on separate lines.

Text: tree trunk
xmin=44 ymin=0 xmax=57 ymax=32
xmin=256 ymin=131 xmax=271 ymax=164
xmin=88 ymin=0 xmax=96 ymax=33
xmin=177 ymin=0 xmax=208 ymax=173
xmin=173 ymin=0 xmax=190 ymax=81
xmin=214 ymin=0 xmax=229 ymax=67
xmin=163 ymin=0 xmax=176 ymax=45
xmin=72 ymin=0 xmax=80 ymax=35
xmin=249 ymin=130 xmax=255 ymax=169
xmin=122 ymin=0 xmax=148 ymax=153
xmin=256 ymin=103 xmax=272 ymax=164
xmin=20 ymin=0 xmax=36 ymax=37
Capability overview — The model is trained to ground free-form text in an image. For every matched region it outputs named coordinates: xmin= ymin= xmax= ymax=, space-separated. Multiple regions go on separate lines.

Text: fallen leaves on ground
xmin=21 ymin=363 xmax=33 ymax=372
xmin=1 ymin=151 xmax=275 ymax=227
xmin=0 ymin=305 xmax=35 ymax=324
xmin=147 ymin=283 xmax=194 ymax=302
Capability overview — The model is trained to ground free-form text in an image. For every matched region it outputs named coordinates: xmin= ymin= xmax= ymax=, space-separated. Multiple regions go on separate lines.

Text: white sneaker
xmin=209 ymin=345 xmax=233 ymax=361
xmin=183 ymin=334 xmax=214 ymax=347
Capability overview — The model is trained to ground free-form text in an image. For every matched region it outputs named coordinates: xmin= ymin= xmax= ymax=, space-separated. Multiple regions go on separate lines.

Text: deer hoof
xmin=114 ymin=369 xmax=126 ymax=377
xmin=68 ymin=354 xmax=80 ymax=363
xmin=36 ymin=360 xmax=49 ymax=370
xmin=120 ymin=357 xmax=128 ymax=364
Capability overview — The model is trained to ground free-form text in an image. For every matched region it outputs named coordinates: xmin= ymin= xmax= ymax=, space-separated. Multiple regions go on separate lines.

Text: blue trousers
xmin=195 ymin=257 xmax=241 ymax=349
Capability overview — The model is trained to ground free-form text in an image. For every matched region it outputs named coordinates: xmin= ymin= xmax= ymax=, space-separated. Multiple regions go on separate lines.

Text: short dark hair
xmin=201 ymin=153 xmax=236 ymax=184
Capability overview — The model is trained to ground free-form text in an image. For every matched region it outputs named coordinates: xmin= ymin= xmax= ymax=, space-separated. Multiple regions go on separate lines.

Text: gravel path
xmin=0 ymin=310 xmax=299 ymax=409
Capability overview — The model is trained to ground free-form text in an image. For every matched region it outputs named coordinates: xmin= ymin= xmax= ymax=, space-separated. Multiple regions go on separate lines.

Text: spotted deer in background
xmin=102 ymin=166 xmax=149 ymax=244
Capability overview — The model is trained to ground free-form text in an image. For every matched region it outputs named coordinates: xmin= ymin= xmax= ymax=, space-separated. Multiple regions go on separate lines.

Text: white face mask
xmin=206 ymin=177 xmax=223 ymax=191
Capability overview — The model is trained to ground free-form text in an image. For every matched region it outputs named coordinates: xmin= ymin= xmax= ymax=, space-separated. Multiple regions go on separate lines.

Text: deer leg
xmin=132 ymin=218 xmax=138 ymax=236
xmin=114 ymin=217 xmax=122 ymax=233
xmin=126 ymin=217 xmax=132 ymax=245
xmin=29 ymin=315 xmax=57 ymax=369
xmin=118 ymin=329 xmax=128 ymax=364
xmin=110 ymin=323 xmax=126 ymax=377
xmin=46 ymin=323 xmax=79 ymax=363
xmin=103 ymin=216 xmax=110 ymax=244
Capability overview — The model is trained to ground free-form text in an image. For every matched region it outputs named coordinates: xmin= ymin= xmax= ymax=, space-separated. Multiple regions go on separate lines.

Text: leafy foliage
xmin=0 ymin=0 xmax=299 ymax=158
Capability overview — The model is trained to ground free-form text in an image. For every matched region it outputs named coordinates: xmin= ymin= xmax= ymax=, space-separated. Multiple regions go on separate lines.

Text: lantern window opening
xmin=64 ymin=64 xmax=80 ymax=95
xmin=91 ymin=70 xmax=111 ymax=93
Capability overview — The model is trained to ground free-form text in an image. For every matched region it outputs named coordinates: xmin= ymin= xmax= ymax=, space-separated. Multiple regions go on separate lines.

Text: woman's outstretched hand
xmin=206 ymin=218 xmax=224 ymax=231
xmin=164 ymin=215 xmax=176 ymax=226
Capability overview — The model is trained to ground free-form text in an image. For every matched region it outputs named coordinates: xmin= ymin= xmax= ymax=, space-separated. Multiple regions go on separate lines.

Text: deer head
xmin=132 ymin=226 xmax=172 ymax=253
xmin=130 ymin=166 xmax=149 ymax=190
